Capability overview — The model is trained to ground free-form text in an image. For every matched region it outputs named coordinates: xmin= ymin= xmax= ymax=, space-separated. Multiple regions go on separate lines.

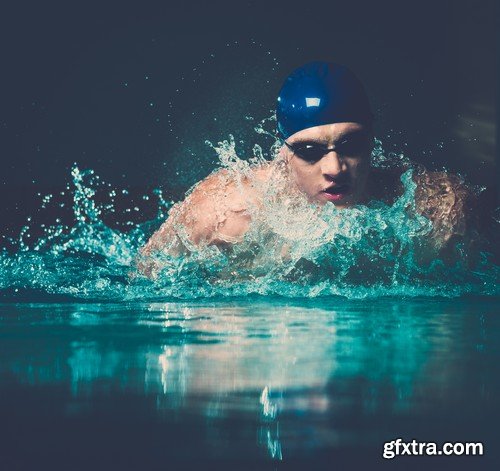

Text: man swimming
xmin=138 ymin=62 xmax=477 ymax=277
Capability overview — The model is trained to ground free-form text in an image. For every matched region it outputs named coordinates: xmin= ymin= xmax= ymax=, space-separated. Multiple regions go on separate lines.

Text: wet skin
xmin=139 ymin=123 xmax=477 ymax=276
xmin=284 ymin=122 xmax=374 ymax=208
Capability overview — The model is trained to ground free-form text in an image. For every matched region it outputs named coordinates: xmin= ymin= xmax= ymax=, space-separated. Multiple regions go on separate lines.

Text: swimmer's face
xmin=283 ymin=122 xmax=373 ymax=208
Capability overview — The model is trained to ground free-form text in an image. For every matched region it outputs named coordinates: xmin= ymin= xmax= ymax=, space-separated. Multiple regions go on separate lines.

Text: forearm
xmin=136 ymin=220 xmax=188 ymax=278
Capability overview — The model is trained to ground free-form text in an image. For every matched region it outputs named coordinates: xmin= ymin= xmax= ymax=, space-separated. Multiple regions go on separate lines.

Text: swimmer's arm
xmin=414 ymin=171 xmax=479 ymax=265
xmin=135 ymin=214 xmax=186 ymax=278
xmin=136 ymin=172 xmax=251 ymax=277
xmin=136 ymin=198 xmax=217 ymax=278
xmin=168 ymin=172 xmax=251 ymax=247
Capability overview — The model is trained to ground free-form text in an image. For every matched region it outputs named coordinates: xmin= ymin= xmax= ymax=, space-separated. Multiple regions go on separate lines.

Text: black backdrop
xmin=0 ymin=0 xmax=497 ymax=239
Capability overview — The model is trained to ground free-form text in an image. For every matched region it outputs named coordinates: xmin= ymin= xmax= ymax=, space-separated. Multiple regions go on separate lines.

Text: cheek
xmin=290 ymin=161 xmax=315 ymax=190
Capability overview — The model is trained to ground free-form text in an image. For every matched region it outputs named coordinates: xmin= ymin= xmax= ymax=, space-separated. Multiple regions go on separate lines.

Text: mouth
xmin=321 ymin=184 xmax=350 ymax=202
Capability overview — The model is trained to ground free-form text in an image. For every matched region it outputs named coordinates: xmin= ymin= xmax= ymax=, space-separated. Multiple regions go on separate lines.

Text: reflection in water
xmin=1 ymin=298 xmax=499 ymax=464
xmin=258 ymin=420 xmax=283 ymax=461
xmin=259 ymin=386 xmax=282 ymax=460
xmin=140 ymin=303 xmax=339 ymax=394
xmin=260 ymin=386 xmax=278 ymax=419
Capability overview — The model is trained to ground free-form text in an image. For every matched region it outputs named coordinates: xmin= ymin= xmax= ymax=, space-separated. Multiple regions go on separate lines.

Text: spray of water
xmin=0 ymin=124 xmax=498 ymax=301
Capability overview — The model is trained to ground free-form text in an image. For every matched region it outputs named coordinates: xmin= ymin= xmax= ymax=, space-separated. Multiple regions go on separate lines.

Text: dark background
xmin=0 ymin=0 xmax=497 ymax=240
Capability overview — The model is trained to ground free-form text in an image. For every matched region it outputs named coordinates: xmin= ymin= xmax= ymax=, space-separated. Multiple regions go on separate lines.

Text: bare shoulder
xmin=143 ymin=165 xmax=270 ymax=255
xmin=413 ymin=169 xmax=478 ymax=252
xmin=414 ymin=170 xmax=475 ymax=221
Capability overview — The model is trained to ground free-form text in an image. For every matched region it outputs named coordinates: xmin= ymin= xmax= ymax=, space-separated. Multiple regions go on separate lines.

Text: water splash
xmin=0 ymin=135 xmax=498 ymax=301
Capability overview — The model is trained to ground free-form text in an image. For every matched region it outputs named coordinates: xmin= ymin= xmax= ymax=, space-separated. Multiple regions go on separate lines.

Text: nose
xmin=320 ymin=151 xmax=345 ymax=179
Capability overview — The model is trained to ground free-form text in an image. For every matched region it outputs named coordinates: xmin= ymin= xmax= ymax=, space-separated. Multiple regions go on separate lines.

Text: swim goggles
xmin=283 ymin=133 xmax=371 ymax=163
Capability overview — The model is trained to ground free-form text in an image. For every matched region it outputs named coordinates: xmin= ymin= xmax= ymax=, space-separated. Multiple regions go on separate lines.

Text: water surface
xmin=1 ymin=297 xmax=498 ymax=469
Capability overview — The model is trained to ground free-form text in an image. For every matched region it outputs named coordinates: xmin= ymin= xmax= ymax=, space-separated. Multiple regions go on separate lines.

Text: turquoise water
xmin=0 ymin=135 xmax=498 ymax=468
xmin=1 ymin=297 xmax=499 ymax=469
xmin=1 ymin=136 xmax=498 ymax=302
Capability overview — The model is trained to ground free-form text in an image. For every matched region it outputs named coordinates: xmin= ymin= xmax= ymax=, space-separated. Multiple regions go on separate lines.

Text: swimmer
xmin=138 ymin=62 xmax=478 ymax=277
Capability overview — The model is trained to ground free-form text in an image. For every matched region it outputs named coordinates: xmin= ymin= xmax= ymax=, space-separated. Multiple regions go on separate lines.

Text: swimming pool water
xmin=1 ymin=296 xmax=499 ymax=469
xmin=0 ymin=140 xmax=498 ymax=469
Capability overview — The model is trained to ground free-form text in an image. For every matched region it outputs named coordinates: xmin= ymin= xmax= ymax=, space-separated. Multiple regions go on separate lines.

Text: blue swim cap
xmin=276 ymin=62 xmax=373 ymax=138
